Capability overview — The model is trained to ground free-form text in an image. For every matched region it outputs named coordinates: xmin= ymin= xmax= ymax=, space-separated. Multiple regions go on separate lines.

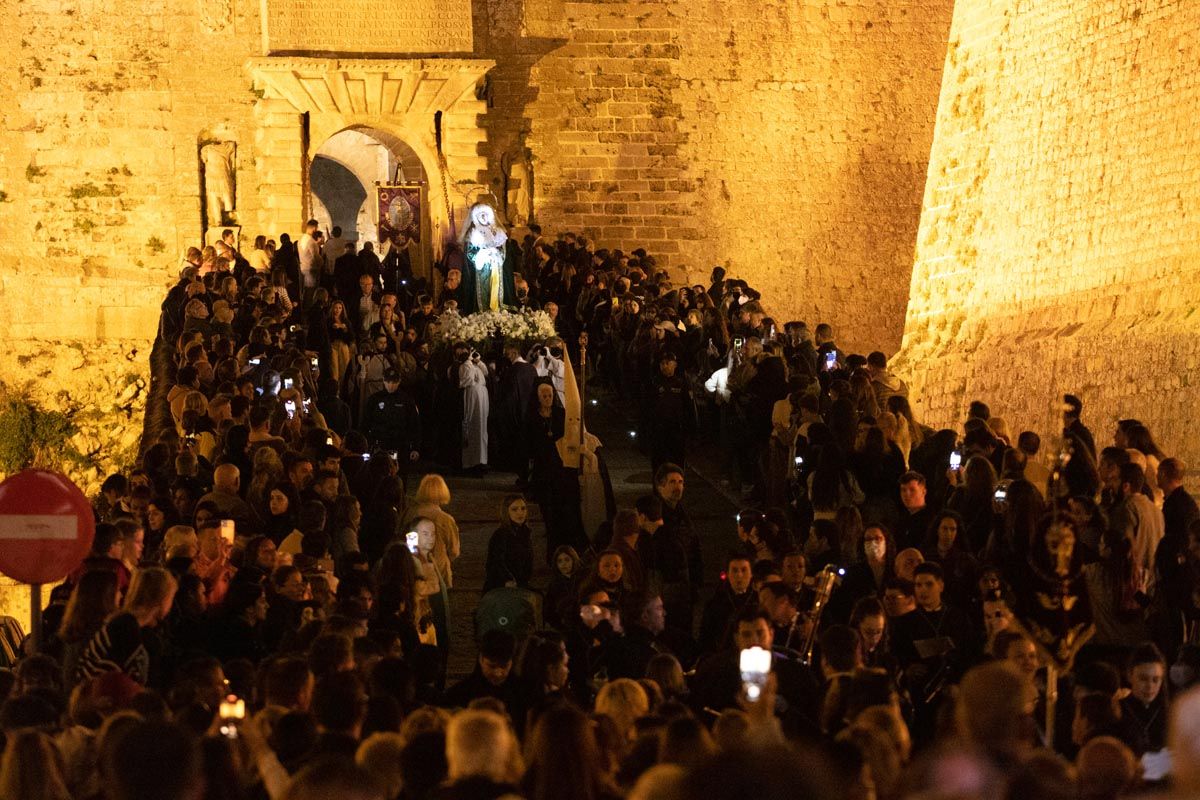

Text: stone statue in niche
xmin=460 ymin=202 xmax=515 ymax=313
xmin=502 ymin=149 xmax=533 ymax=227
xmin=200 ymin=141 xmax=236 ymax=227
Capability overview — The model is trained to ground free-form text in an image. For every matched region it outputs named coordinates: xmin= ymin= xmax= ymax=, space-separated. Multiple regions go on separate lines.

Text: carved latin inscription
xmin=261 ymin=0 xmax=473 ymax=54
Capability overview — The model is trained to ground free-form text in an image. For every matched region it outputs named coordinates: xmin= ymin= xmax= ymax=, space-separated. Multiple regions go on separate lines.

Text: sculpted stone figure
xmin=504 ymin=151 xmax=533 ymax=227
xmin=200 ymin=141 xmax=236 ymax=227
xmin=460 ymin=202 xmax=515 ymax=312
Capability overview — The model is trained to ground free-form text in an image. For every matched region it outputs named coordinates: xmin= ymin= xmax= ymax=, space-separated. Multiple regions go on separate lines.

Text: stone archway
xmin=247 ymin=57 xmax=494 ymax=260
xmin=309 ymin=126 xmax=435 ymax=279
xmin=310 ymin=127 xmax=425 ymax=242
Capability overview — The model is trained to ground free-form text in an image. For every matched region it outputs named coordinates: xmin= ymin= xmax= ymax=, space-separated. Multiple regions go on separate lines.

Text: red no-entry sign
xmin=0 ymin=469 xmax=95 ymax=585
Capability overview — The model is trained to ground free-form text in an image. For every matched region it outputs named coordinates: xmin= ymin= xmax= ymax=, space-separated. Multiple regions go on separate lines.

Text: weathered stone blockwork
xmin=898 ymin=0 xmax=1200 ymax=467
xmin=0 ymin=0 xmax=953 ymax=496
xmin=0 ymin=0 xmax=265 ymax=491
xmin=0 ymin=0 xmax=954 ymax=352
xmin=524 ymin=0 xmax=955 ymax=351
xmin=0 ymin=0 xmax=267 ymax=342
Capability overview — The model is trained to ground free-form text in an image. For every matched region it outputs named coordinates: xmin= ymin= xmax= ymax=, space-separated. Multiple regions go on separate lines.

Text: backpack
xmin=475 ymin=587 xmax=542 ymax=641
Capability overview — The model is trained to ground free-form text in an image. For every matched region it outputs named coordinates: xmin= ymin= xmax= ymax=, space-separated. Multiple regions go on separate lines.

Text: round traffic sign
xmin=0 ymin=469 xmax=95 ymax=584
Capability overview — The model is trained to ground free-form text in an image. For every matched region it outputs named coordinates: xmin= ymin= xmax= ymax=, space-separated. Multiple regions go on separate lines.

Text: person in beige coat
xmin=406 ymin=474 xmax=461 ymax=588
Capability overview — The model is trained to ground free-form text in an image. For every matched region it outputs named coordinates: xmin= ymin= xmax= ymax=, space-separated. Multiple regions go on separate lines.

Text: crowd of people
xmin=2 ymin=219 xmax=1200 ymax=800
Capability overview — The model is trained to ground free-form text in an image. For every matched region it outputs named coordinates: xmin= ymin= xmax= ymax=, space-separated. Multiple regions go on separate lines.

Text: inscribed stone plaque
xmin=261 ymin=0 xmax=473 ymax=54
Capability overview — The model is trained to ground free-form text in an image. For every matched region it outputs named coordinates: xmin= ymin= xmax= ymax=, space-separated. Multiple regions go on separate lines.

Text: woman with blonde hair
xmin=0 ymin=730 xmax=72 ymax=800
xmin=986 ymin=416 xmax=1012 ymax=447
xmin=178 ymin=389 xmax=209 ymax=435
xmin=886 ymin=395 xmax=929 ymax=454
xmin=76 ymin=567 xmax=177 ymax=685
xmin=594 ymin=678 xmax=649 ymax=744
xmin=877 ymin=411 xmax=906 ymax=468
xmin=407 ymin=474 xmax=461 ymax=588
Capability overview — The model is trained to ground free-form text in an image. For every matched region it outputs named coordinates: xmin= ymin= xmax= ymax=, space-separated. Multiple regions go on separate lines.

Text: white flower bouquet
xmin=435 ymin=308 xmax=557 ymax=352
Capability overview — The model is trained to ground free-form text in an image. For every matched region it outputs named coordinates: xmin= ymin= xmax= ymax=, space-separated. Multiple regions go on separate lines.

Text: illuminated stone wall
xmin=898 ymin=0 xmax=1200 ymax=464
xmin=525 ymin=0 xmax=955 ymax=351
xmin=0 ymin=0 xmax=955 ymax=355
xmin=0 ymin=0 xmax=266 ymax=497
xmin=0 ymin=0 xmax=265 ymax=339
xmin=0 ymin=0 xmax=955 ymax=498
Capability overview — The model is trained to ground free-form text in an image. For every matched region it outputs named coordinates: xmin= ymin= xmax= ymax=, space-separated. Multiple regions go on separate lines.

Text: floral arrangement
xmin=435 ymin=308 xmax=557 ymax=350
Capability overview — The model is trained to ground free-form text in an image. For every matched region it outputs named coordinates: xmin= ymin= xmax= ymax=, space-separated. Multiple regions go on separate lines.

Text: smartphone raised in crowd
xmin=405 ymin=531 xmax=419 ymax=554
xmin=740 ymin=646 xmax=771 ymax=702
xmin=219 ymin=519 xmax=235 ymax=545
xmin=218 ymin=695 xmax=245 ymax=739
xmin=949 ymin=450 xmax=963 ymax=470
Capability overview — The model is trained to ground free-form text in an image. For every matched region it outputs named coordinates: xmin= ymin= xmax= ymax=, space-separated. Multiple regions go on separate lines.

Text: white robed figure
xmin=461 ymin=202 xmax=508 ymax=312
xmin=459 ymin=350 xmax=490 ymax=469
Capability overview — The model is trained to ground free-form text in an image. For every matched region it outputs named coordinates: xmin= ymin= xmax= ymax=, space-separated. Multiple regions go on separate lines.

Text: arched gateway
xmin=248 ymin=58 xmax=494 ymax=276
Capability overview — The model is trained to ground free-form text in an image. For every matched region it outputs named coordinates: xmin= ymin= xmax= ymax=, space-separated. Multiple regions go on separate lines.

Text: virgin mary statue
xmin=460 ymin=202 xmax=516 ymax=313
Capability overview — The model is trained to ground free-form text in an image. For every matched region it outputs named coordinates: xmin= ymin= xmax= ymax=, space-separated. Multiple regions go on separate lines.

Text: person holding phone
xmin=193 ymin=520 xmax=235 ymax=607
xmin=690 ymin=608 xmax=823 ymax=738
xmin=411 ymin=515 xmax=450 ymax=682
xmin=406 ymin=474 xmax=462 ymax=589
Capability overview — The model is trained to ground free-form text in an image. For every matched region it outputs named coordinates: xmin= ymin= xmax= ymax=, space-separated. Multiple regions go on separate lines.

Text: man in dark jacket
xmin=890 ymin=562 xmax=978 ymax=685
xmin=690 ymin=608 xmax=823 ymax=739
xmin=1156 ymin=457 xmax=1198 ymax=610
xmin=493 ymin=343 xmax=539 ymax=483
xmin=361 ymin=368 xmax=421 ymax=462
xmin=440 ymin=630 xmax=520 ymax=717
xmin=1063 ymin=393 xmax=1097 ymax=464
xmin=647 ymin=350 xmax=693 ymax=470
xmin=1159 ymin=457 xmax=1199 ymax=542
xmin=609 ymin=592 xmax=697 ymax=679
xmin=698 ymin=554 xmax=757 ymax=655
xmin=652 ymin=465 xmax=703 ymax=632
xmin=333 ymin=242 xmax=364 ymax=303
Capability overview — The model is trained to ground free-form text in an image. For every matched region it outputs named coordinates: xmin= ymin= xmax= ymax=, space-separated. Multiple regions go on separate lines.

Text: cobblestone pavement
xmin=427 ymin=388 xmax=741 ymax=679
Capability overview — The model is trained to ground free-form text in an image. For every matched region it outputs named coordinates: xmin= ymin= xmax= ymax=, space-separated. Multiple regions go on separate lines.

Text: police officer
xmin=362 ymin=367 xmax=422 ymax=470
xmin=648 ymin=350 xmax=692 ymax=470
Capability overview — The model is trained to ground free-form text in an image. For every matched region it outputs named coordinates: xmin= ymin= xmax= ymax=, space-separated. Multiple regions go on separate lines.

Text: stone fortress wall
xmin=0 ymin=0 xmax=954 ymax=499
xmin=898 ymin=0 xmax=1200 ymax=471
xmin=0 ymin=0 xmax=272 ymax=495
xmin=0 ymin=0 xmax=1196 ymax=619
xmin=3 ymin=0 xmax=1192 ymax=498
xmin=521 ymin=0 xmax=955 ymax=352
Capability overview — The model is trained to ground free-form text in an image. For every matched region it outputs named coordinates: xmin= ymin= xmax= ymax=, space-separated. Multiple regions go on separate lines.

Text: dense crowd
xmin=2 ymin=219 xmax=1200 ymax=800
